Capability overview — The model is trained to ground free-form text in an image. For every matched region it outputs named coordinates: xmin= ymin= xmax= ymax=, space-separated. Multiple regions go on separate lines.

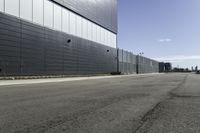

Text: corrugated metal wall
xmin=118 ymin=49 xmax=137 ymax=74
xmin=0 ymin=13 xmax=117 ymax=76
xmin=0 ymin=12 xmax=159 ymax=76
xmin=51 ymin=0 xmax=117 ymax=33
xmin=117 ymin=49 xmax=159 ymax=74
xmin=136 ymin=56 xmax=159 ymax=74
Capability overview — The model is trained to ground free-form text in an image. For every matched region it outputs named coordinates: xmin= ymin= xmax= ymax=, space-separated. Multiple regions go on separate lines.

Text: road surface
xmin=0 ymin=73 xmax=199 ymax=133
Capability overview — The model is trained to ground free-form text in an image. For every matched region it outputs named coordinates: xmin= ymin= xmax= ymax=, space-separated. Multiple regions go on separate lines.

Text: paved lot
xmin=0 ymin=73 xmax=199 ymax=133
xmin=136 ymin=73 xmax=200 ymax=133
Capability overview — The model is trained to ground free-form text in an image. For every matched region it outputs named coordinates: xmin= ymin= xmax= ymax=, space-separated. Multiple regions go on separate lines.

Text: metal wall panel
xmin=117 ymin=49 xmax=159 ymax=74
xmin=51 ymin=0 xmax=117 ymax=33
xmin=0 ymin=13 xmax=117 ymax=76
xmin=21 ymin=21 xmax=46 ymax=75
xmin=118 ymin=49 xmax=137 ymax=74
xmin=137 ymin=56 xmax=159 ymax=74
xmin=0 ymin=13 xmax=21 ymax=75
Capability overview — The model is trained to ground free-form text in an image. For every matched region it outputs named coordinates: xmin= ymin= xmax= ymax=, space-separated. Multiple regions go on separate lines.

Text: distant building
xmin=159 ymin=62 xmax=165 ymax=72
xmin=195 ymin=66 xmax=198 ymax=71
xmin=165 ymin=63 xmax=172 ymax=72
xmin=159 ymin=62 xmax=172 ymax=72
xmin=173 ymin=68 xmax=184 ymax=72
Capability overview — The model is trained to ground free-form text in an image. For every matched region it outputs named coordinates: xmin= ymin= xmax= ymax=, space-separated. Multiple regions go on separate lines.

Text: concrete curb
xmin=0 ymin=73 xmax=162 ymax=86
xmin=0 ymin=74 xmax=111 ymax=80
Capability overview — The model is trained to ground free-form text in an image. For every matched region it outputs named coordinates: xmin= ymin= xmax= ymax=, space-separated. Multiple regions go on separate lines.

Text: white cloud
xmin=154 ymin=55 xmax=200 ymax=68
xmin=154 ymin=55 xmax=200 ymax=62
xmin=157 ymin=38 xmax=172 ymax=43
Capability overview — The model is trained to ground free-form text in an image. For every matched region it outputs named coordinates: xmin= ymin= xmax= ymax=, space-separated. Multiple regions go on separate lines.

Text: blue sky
xmin=118 ymin=0 xmax=200 ymax=69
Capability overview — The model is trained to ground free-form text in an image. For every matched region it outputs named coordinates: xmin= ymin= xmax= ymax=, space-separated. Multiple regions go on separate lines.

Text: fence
xmin=118 ymin=49 xmax=137 ymax=74
xmin=117 ymin=49 xmax=159 ymax=74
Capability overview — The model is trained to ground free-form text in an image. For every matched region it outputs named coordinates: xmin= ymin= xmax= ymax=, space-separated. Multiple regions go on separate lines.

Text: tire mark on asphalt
xmin=14 ymin=93 xmax=149 ymax=133
xmin=133 ymin=74 xmax=189 ymax=133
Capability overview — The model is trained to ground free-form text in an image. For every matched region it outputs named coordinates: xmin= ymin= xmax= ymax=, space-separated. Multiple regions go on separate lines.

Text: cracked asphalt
xmin=0 ymin=73 xmax=199 ymax=133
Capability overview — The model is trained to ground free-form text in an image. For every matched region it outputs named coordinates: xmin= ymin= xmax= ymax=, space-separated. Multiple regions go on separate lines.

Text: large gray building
xmin=0 ymin=0 xmax=117 ymax=76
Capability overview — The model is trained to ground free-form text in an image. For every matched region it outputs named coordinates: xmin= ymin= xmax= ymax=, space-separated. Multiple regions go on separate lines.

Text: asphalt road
xmin=0 ymin=73 xmax=199 ymax=133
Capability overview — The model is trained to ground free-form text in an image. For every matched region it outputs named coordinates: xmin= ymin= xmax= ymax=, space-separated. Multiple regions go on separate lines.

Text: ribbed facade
xmin=0 ymin=0 xmax=160 ymax=76
xmin=51 ymin=0 xmax=117 ymax=33
xmin=0 ymin=0 xmax=117 ymax=76
xmin=118 ymin=49 xmax=137 ymax=74
xmin=136 ymin=56 xmax=159 ymax=74
xmin=118 ymin=49 xmax=159 ymax=74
